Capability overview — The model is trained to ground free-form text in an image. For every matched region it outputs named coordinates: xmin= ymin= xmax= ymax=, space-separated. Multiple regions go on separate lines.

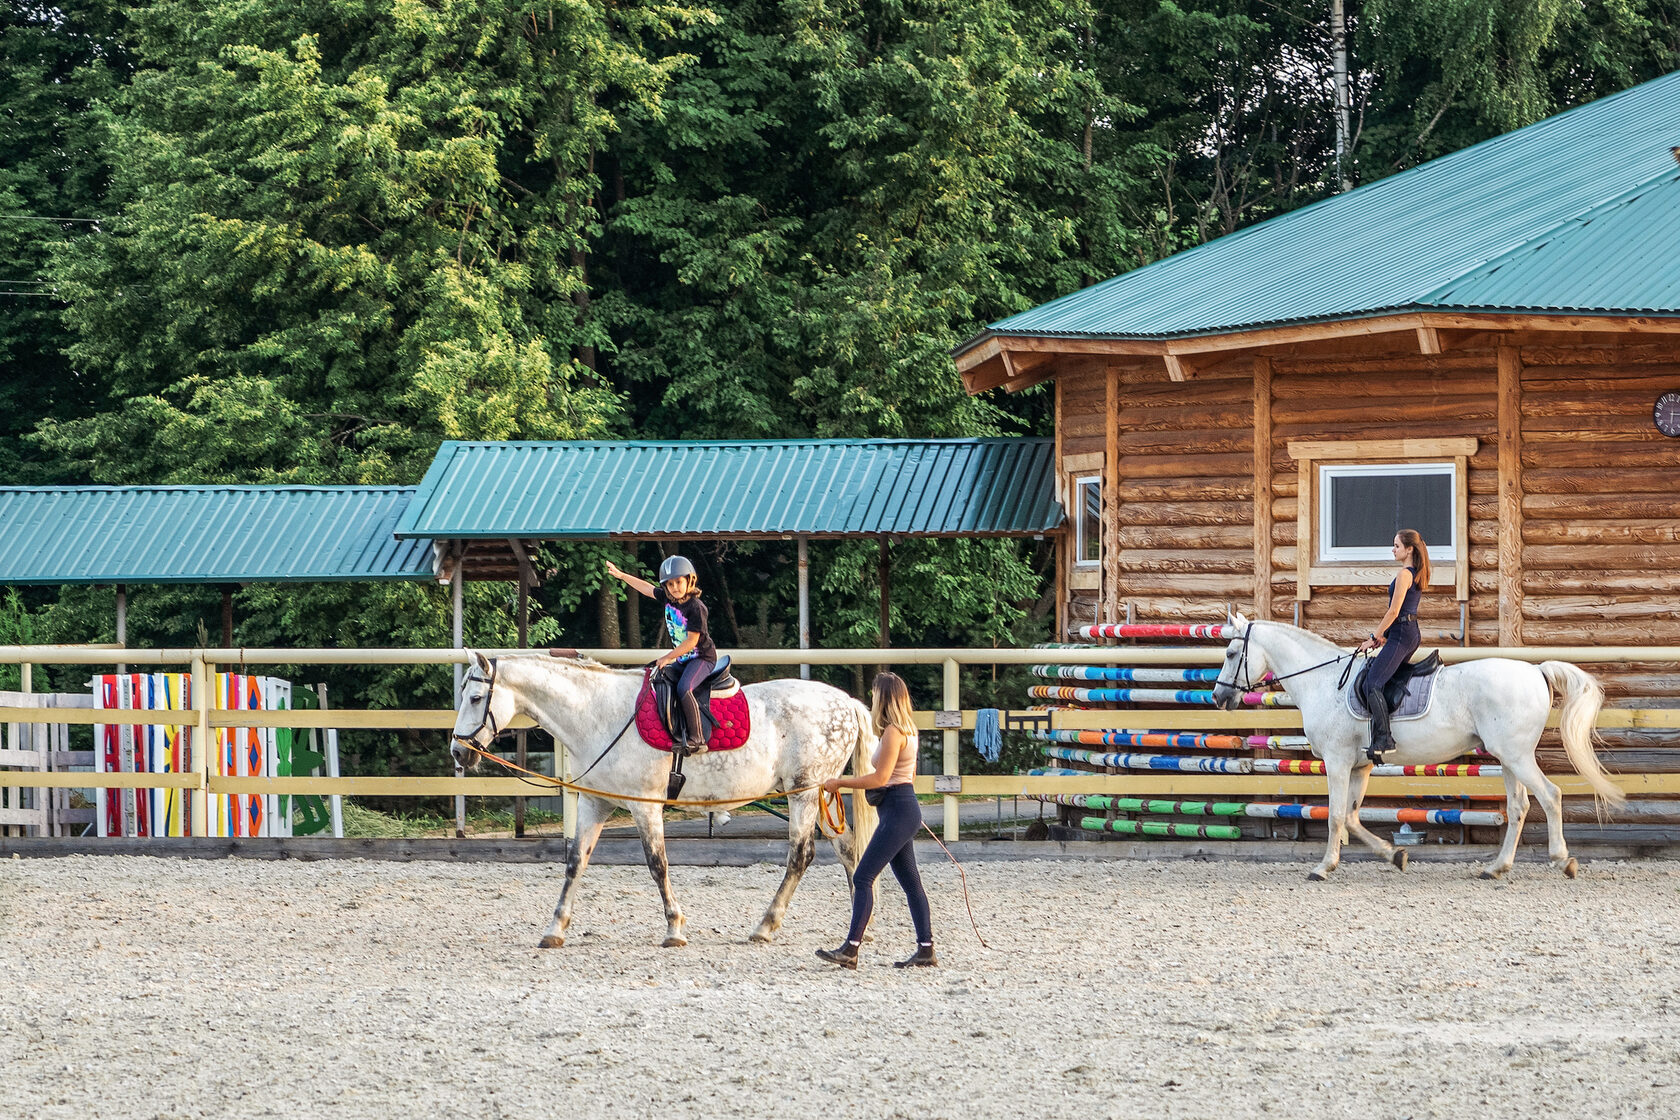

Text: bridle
xmin=452 ymin=659 xmax=503 ymax=752
xmin=1215 ymin=621 xmax=1359 ymax=697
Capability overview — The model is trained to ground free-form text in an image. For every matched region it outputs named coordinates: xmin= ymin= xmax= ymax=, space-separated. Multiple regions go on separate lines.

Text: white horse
xmin=449 ymin=651 xmax=868 ymax=948
xmin=1210 ymin=616 xmax=1625 ymax=881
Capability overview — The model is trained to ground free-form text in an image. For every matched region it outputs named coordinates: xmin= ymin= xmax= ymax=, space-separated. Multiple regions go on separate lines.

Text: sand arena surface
xmin=3 ymin=853 xmax=1679 ymax=1119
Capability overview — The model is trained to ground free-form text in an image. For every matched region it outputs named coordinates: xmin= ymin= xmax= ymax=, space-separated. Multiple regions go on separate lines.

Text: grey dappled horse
xmin=451 ymin=652 xmax=868 ymax=948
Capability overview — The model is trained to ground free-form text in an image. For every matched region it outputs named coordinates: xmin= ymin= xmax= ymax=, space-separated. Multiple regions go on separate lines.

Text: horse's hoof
xmin=1478 ymin=869 xmax=1503 ymax=881
xmin=748 ymin=930 xmax=773 ymax=945
xmin=1306 ymin=870 xmax=1329 ymax=882
xmin=1563 ymin=857 xmax=1578 ymax=879
xmin=1392 ymin=849 xmax=1409 ymax=871
xmin=661 ymin=936 xmax=688 ymax=948
xmin=537 ymin=935 xmax=565 ymax=949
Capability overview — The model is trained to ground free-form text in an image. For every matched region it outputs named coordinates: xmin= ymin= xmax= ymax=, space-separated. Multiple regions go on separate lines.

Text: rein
xmin=1216 ymin=623 xmax=1358 ymax=693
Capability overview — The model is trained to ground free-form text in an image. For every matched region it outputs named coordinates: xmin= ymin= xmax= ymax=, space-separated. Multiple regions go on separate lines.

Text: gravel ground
xmin=3 ymin=852 xmax=1678 ymax=1120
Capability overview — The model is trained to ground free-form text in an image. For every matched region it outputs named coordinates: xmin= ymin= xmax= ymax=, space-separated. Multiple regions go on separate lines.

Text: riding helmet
xmin=658 ymin=555 xmax=697 ymax=583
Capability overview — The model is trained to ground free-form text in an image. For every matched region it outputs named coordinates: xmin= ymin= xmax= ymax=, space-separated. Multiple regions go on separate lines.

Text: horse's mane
xmin=496 ymin=653 xmax=642 ymax=677
xmin=1250 ymin=619 xmax=1345 ymax=656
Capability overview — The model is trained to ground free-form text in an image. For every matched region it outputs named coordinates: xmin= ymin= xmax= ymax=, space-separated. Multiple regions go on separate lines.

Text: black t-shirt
xmin=654 ymin=588 xmax=717 ymax=663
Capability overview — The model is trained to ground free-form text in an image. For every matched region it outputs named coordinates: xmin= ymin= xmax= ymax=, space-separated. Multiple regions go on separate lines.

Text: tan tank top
xmin=873 ymin=727 xmax=918 ymax=786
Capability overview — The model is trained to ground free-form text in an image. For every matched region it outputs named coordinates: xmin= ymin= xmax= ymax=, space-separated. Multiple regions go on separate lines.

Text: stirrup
xmin=1365 ymin=742 xmax=1391 ymax=763
xmin=684 ymin=738 xmax=709 ymax=756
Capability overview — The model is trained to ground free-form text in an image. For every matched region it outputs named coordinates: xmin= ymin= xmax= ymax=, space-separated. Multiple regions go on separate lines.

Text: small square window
xmin=1318 ymin=462 xmax=1456 ymax=562
xmin=1073 ymin=475 xmax=1101 ymax=566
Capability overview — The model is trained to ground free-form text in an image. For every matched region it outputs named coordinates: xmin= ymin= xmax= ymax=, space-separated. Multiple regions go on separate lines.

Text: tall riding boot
xmin=1365 ymin=689 xmax=1395 ymax=763
xmin=679 ymin=691 xmax=708 ymax=755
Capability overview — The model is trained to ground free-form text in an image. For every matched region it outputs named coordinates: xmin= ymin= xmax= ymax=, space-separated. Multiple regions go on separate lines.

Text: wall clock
xmin=1656 ymin=391 xmax=1680 ymax=438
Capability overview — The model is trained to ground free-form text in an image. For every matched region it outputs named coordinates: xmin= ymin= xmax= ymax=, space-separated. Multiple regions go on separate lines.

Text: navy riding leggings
xmin=676 ymin=656 xmax=714 ymax=737
xmin=846 ymin=783 xmax=933 ymax=945
xmin=1363 ymin=620 xmax=1421 ymax=705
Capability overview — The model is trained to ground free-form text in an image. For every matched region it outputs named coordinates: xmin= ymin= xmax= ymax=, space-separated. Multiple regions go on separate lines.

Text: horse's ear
xmin=1233 ymin=611 xmax=1250 ymax=628
xmin=471 ymin=649 xmax=492 ymax=672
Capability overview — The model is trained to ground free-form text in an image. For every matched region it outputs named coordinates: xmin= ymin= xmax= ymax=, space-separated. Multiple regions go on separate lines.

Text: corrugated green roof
xmin=967 ymin=70 xmax=1680 ymax=346
xmin=395 ymin=440 xmax=1062 ymax=539
xmin=0 ymin=487 xmax=433 ymax=585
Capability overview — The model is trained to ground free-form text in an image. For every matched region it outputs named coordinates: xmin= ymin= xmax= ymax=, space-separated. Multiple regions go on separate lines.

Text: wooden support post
xmin=115 ymin=585 xmax=127 ymax=676
xmin=1416 ymin=326 xmax=1442 ymax=355
xmin=1053 ymin=378 xmax=1068 ymax=641
xmin=220 ymin=586 xmax=234 ymax=647
xmin=798 ymin=536 xmax=811 ymax=680
xmin=1252 ymin=357 xmax=1273 ymax=622
xmin=1103 ymin=363 xmax=1121 ymax=624
xmin=1295 ymin=454 xmax=1312 ymax=602
xmin=451 ymin=555 xmax=465 ymax=839
xmin=515 ymin=571 xmax=529 ymax=839
xmin=878 ymin=537 xmax=890 ymax=672
xmin=1498 ymin=345 xmax=1524 ymax=646
xmin=942 ymin=657 xmax=959 ymax=843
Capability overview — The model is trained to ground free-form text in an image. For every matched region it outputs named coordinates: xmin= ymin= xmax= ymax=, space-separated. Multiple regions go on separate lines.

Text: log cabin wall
xmin=1267 ymin=347 xmax=1499 ymax=645
xmin=1050 ymin=333 xmax=1680 ymax=662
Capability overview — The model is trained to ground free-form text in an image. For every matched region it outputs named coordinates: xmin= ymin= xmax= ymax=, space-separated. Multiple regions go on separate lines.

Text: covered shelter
xmin=956 ymin=69 xmax=1680 ymax=661
xmin=393 ymin=438 xmax=1064 ymax=665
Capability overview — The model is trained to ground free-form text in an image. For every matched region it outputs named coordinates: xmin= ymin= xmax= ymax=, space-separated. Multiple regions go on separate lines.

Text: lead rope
xmin=920 ymin=820 xmax=990 ymax=949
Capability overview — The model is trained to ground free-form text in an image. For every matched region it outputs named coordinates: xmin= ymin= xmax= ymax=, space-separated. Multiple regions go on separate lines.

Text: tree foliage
xmin=2 ymin=0 xmax=1676 ymax=771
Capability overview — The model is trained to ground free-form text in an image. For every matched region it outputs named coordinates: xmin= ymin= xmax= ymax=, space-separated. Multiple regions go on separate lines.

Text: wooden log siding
xmin=1050 ymin=335 xmax=1680 ymax=663
xmin=1518 ymin=357 xmax=1680 ymax=646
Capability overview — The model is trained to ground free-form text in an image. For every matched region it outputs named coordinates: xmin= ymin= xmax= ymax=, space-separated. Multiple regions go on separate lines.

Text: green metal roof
xmin=395 ymin=439 xmax=1063 ymax=540
xmin=966 ymin=69 xmax=1680 ymax=347
xmin=0 ymin=487 xmax=433 ymax=585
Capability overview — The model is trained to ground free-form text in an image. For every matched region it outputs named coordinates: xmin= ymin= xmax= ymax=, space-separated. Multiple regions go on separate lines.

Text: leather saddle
xmin=1349 ymin=651 xmax=1444 ymax=722
xmin=644 ymin=656 xmax=746 ymax=749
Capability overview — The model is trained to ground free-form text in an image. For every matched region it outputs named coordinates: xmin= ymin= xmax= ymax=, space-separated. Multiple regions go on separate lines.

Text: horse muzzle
xmin=450 ymin=738 xmax=484 ymax=771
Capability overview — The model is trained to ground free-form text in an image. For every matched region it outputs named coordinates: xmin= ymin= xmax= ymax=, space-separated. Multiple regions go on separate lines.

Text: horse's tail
xmin=1540 ymin=661 xmax=1625 ymax=816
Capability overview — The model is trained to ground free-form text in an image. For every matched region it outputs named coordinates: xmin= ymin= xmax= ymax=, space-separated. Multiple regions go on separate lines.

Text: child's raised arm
xmin=604 ymin=561 xmax=656 ymax=598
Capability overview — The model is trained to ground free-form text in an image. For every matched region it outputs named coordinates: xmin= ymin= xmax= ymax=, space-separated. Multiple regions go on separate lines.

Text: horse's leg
xmin=1479 ymin=770 xmax=1531 ymax=880
xmin=1497 ymin=749 xmax=1574 ymax=878
xmin=1343 ymin=761 xmax=1407 ymax=870
xmin=626 ymin=800 xmax=687 ymax=947
xmin=538 ymin=795 xmax=612 ymax=949
xmin=750 ymin=789 xmax=821 ymax=944
xmin=1309 ymin=751 xmax=1357 ymax=881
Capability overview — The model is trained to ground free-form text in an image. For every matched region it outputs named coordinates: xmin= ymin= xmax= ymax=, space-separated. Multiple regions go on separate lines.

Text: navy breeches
xmin=1364 ymin=621 xmax=1420 ymax=704
xmin=846 ymin=783 xmax=933 ymax=945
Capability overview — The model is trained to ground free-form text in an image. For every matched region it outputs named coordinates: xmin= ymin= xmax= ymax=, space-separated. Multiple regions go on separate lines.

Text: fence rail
xmin=3 ymin=644 xmax=1679 ymax=843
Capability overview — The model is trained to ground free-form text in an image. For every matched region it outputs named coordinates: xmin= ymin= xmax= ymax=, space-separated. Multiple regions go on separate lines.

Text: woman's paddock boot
xmin=893 ymin=943 xmax=938 ymax=969
xmin=1365 ymin=689 xmax=1395 ymax=763
xmin=815 ymin=942 xmax=859 ymax=970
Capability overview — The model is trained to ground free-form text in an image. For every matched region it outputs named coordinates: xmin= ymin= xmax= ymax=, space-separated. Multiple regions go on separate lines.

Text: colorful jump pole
xmin=1079 ymin=816 xmax=1242 ymax=840
xmin=1028 ymin=684 xmax=1294 ymax=707
xmin=1030 ymin=665 xmax=1223 ymax=683
xmin=1036 ymin=728 xmax=1254 ymax=751
xmin=1078 ymin=623 xmax=1235 ymax=640
xmin=1034 ymin=794 xmax=1505 ymax=828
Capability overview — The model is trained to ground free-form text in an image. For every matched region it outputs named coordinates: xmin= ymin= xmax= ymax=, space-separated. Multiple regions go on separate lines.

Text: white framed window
xmin=1073 ymin=475 xmax=1102 ymax=566
xmin=1317 ymin=461 xmax=1458 ymax=563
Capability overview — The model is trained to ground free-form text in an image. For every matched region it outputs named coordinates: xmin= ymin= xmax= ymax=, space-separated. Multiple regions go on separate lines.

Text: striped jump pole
xmin=1253 ymin=759 xmax=1505 ymax=777
xmin=1079 ymin=623 xmax=1235 ymax=641
xmin=1036 ymin=728 xmax=1254 ymax=751
xmin=1246 ymin=735 xmax=1313 ymax=751
xmin=1030 ymin=665 xmax=1224 ymax=683
xmin=1029 ymin=684 xmax=1295 ymax=707
xmin=1036 ymin=794 xmax=1506 ymax=828
xmin=1031 ymin=748 xmax=1254 ymax=773
xmin=1079 ymin=816 xmax=1242 ymax=840
xmin=1242 ymin=804 xmax=1506 ymax=826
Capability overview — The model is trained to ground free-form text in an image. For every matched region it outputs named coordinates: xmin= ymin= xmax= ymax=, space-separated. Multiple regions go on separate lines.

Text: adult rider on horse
xmin=1355 ymin=529 xmax=1430 ymax=762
